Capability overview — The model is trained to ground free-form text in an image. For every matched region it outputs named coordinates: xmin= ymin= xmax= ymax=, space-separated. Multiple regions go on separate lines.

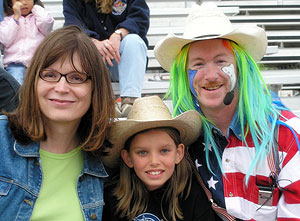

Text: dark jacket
xmin=102 ymin=179 xmax=216 ymax=220
xmin=63 ymin=0 xmax=149 ymax=46
xmin=0 ymin=67 xmax=20 ymax=114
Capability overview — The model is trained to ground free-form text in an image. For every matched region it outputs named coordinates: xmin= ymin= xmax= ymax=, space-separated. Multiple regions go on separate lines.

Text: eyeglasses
xmin=39 ymin=69 xmax=91 ymax=84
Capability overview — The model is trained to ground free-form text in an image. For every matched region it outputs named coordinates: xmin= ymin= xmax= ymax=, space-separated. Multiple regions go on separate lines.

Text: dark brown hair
xmin=3 ymin=0 xmax=44 ymax=16
xmin=6 ymin=25 xmax=115 ymax=151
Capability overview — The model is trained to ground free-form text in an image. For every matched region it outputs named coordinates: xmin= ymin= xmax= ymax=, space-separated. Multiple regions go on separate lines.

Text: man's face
xmin=187 ymin=39 xmax=238 ymax=112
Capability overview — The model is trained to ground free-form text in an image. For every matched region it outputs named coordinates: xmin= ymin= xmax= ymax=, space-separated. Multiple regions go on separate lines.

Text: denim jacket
xmin=0 ymin=115 xmax=108 ymax=220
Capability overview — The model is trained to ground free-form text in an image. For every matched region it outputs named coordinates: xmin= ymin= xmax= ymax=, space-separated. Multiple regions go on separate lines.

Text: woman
xmin=63 ymin=0 xmax=150 ymax=117
xmin=0 ymin=25 xmax=115 ymax=220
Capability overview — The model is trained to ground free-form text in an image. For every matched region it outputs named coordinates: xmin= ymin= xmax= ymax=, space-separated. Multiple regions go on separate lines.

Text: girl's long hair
xmin=112 ymin=127 xmax=192 ymax=221
xmin=168 ymin=40 xmax=286 ymax=184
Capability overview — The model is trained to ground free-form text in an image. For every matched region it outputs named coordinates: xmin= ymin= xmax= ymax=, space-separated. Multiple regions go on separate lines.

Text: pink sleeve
xmin=0 ymin=17 xmax=20 ymax=47
xmin=31 ymin=5 xmax=54 ymax=36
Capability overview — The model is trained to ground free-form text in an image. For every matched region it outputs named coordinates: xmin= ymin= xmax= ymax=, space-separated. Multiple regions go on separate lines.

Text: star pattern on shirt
xmin=203 ymin=142 xmax=212 ymax=152
xmin=195 ymin=159 xmax=202 ymax=169
xmin=207 ymin=176 xmax=219 ymax=190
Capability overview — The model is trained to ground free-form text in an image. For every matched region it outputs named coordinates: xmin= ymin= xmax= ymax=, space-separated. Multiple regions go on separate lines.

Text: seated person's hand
xmin=92 ymin=39 xmax=120 ymax=67
xmin=13 ymin=2 xmax=23 ymax=20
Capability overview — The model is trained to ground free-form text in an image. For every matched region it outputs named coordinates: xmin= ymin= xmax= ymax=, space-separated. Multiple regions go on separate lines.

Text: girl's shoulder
xmin=180 ymin=178 xmax=217 ymax=220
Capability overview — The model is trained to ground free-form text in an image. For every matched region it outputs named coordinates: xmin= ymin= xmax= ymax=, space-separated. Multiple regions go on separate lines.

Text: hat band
xmin=181 ymin=34 xmax=221 ymax=50
xmin=194 ymin=34 xmax=220 ymax=39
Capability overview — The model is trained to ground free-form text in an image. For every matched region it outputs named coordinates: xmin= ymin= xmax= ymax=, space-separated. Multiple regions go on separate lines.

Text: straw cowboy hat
xmin=102 ymin=96 xmax=202 ymax=168
xmin=154 ymin=2 xmax=268 ymax=72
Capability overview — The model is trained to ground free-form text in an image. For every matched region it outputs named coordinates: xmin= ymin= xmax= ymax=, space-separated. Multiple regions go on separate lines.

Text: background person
xmin=154 ymin=3 xmax=300 ymax=220
xmin=0 ymin=25 xmax=115 ymax=220
xmin=63 ymin=0 xmax=150 ymax=117
xmin=0 ymin=0 xmax=3 ymax=20
xmin=0 ymin=0 xmax=54 ymax=84
xmin=102 ymin=96 xmax=216 ymax=221
xmin=0 ymin=66 xmax=20 ymax=114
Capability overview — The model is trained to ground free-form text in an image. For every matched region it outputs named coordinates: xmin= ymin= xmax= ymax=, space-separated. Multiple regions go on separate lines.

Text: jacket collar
xmin=14 ymin=141 xmax=40 ymax=157
xmin=14 ymin=141 xmax=108 ymax=178
xmin=82 ymin=151 xmax=108 ymax=178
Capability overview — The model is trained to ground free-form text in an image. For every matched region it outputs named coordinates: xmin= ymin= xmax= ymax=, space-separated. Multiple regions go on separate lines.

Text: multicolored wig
xmin=167 ymin=39 xmax=297 ymax=184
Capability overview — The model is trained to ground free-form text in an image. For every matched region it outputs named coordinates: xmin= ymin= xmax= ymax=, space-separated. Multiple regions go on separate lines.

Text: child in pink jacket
xmin=0 ymin=0 xmax=54 ymax=84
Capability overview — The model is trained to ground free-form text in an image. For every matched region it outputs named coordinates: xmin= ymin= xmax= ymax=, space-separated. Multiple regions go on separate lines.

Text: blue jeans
xmin=5 ymin=63 xmax=26 ymax=85
xmin=107 ymin=34 xmax=147 ymax=98
xmin=0 ymin=0 xmax=3 ymax=21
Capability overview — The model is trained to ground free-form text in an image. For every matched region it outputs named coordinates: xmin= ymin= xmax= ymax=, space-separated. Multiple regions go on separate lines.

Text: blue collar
xmin=227 ymin=108 xmax=243 ymax=140
xmin=198 ymin=107 xmax=243 ymax=140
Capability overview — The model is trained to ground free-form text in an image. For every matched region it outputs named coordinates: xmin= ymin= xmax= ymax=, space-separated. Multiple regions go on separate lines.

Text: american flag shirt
xmin=189 ymin=108 xmax=242 ymax=209
xmin=189 ymin=110 xmax=300 ymax=220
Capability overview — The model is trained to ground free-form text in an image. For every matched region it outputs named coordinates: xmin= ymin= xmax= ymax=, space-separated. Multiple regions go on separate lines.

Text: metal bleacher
xmin=43 ymin=0 xmax=300 ymax=116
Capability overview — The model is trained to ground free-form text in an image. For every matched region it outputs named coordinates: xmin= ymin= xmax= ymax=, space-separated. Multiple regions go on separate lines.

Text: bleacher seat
xmin=42 ymin=0 xmax=300 ymax=116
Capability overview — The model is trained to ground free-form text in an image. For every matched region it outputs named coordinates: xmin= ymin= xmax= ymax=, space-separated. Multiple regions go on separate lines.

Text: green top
xmin=31 ymin=146 xmax=84 ymax=221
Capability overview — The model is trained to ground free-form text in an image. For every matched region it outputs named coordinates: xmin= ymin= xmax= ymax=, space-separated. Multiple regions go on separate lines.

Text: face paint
xmin=221 ymin=64 xmax=236 ymax=105
xmin=188 ymin=69 xmax=198 ymax=97
xmin=221 ymin=63 xmax=236 ymax=91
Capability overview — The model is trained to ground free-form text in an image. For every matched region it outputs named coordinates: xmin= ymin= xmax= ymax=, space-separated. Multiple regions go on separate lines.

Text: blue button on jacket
xmin=0 ymin=116 xmax=108 ymax=220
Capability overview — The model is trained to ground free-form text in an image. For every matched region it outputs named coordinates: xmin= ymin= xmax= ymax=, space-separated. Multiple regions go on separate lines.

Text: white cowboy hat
xmin=102 ymin=96 xmax=202 ymax=168
xmin=154 ymin=2 xmax=268 ymax=72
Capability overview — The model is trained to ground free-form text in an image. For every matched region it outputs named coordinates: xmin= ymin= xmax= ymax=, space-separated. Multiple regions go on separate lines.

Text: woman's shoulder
xmin=0 ymin=115 xmax=10 ymax=131
xmin=0 ymin=116 xmax=16 ymax=149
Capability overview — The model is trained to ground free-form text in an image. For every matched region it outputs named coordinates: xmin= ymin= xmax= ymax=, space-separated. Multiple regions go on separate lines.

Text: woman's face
xmin=37 ymin=53 xmax=92 ymax=126
xmin=121 ymin=129 xmax=184 ymax=191
xmin=12 ymin=0 xmax=34 ymax=16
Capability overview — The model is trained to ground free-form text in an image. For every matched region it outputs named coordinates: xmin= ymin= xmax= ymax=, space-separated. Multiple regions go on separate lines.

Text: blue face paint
xmin=188 ymin=69 xmax=198 ymax=97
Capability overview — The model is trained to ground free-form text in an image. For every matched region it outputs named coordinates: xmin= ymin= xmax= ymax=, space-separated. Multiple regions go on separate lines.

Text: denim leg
xmin=0 ymin=0 xmax=3 ymax=21
xmin=107 ymin=34 xmax=147 ymax=97
xmin=118 ymin=34 xmax=147 ymax=98
xmin=107 ymin=60 xmax=119 ymax=83
xmin=5 ymin=63 xmax=26 ymax=85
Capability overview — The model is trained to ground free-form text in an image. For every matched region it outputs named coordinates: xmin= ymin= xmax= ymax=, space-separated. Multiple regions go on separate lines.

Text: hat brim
xmin=154 ymin=26 xmax=267 ymax=72
xmin=102 ymin=110 xmax=202 ymax=168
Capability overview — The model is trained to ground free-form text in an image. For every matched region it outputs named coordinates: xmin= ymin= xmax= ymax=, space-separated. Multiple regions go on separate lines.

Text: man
xmin=154 ymin=3 xmax=300 ymax=220
xmin=0 ymin=67 xmax=20 ymax=114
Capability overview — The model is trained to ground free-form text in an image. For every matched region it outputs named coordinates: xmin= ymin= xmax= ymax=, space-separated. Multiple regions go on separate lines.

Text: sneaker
xmin=121 ymin=103 xmax=133 ymax=118
xmin=115 ymin=103 xmax=122 ymax=118
xmin=120 ymin=97 xmax=137 ymax=117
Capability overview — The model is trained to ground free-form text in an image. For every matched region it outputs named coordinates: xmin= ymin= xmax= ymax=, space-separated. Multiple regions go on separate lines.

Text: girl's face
xmin=37 ymin=52 xmax=92 ymax=127
xmin=12 ymin=0 xmax=34 ymax=16
xmin=121 ymin=129 xmax=184 ymax=191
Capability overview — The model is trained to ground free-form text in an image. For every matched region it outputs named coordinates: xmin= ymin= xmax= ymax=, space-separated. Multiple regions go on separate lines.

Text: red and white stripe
xmin=222 ymin=110 xmax=300 ymax=220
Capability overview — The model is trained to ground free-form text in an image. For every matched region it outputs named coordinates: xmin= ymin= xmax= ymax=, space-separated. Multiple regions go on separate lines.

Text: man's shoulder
xmin=279 ymin=110 xmax=300 ymax=135
xmin=280 ymin=109 xmax=299 ymax=120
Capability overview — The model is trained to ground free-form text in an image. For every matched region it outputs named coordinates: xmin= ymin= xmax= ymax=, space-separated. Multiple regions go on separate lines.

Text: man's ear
xmin=175 ymin=143 xmax=185 ymax=164
xmin=121 ymin=149 xmax=134 ymax=168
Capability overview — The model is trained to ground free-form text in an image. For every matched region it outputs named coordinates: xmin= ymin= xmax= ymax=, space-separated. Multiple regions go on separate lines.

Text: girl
xmin=102 ymin=96 xmax=216 ymax=221
xmin=0 ymin=0 xmax=54 ymax=84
